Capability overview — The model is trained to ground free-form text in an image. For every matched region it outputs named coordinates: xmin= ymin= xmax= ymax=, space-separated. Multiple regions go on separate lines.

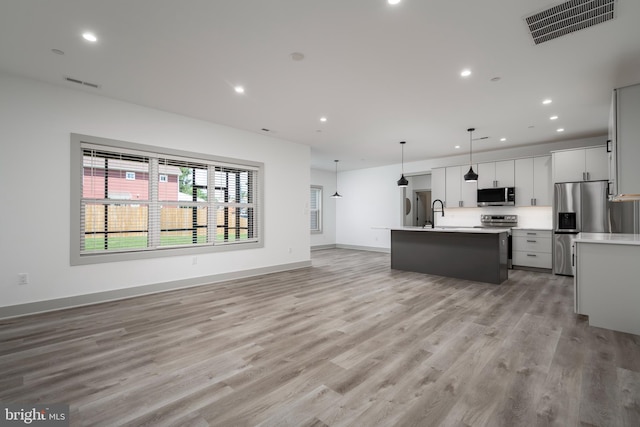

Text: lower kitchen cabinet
xmin=574 ymin=236 xmax=640 ymax=335
xmin=512 ymin=229 xmax=552 ymax=269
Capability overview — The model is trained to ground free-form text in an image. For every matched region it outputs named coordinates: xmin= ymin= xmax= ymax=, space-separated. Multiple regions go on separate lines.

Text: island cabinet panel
xmin=391 ymin=230 xmax=508 ymax=284
xmin=575 ymin=241 xmax=640 ymax=335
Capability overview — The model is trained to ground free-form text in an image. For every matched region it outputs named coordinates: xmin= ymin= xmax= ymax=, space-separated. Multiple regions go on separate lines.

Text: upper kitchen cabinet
xmin=477 ymin=160 xmax=515 ymax=189
xmin=431 ymin=167 xmax=446 ymax=206
xmin=552 ymin=146 xmax=607 ymax=183
xmin=515 ymin=155 xmax=551 ymax=206
xmin=609 ymin=83 xmax=640 ymax=200
xmin=445 ymin=165 xmax=477 ymax=208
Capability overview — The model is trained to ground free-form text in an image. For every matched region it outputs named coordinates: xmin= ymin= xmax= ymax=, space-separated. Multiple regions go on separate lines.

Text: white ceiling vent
xmin=64 ymin=76 xmax=100 ymax=89
xmin=525 ymin=0 xmax=616 ymax=45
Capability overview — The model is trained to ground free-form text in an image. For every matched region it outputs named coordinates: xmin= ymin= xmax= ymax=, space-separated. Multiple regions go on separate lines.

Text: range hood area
xmin=608 ymin=82 xmax=640 ymax=201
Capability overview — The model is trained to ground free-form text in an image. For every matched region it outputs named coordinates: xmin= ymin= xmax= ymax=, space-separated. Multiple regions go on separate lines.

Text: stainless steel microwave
xmin=477 ymin=187 xmax=515 ymax=206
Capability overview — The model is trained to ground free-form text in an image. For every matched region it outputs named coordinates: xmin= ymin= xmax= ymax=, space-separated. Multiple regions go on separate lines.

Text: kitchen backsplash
xmin=434 ymin=206 xmax=552 ymax=229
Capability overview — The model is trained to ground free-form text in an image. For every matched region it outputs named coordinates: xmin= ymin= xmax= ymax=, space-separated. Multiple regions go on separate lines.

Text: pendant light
xmin=397 ymin=141 xmax=409 ymax=187
xmin=331 ymin=159 xmax=342 ymax=198
xmin=463 ymin=128 xmax=479 ymax=182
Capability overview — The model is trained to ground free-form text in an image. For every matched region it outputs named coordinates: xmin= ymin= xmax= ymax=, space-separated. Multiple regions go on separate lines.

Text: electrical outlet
xmin=18 ymin=273 xmax=28 ymax=286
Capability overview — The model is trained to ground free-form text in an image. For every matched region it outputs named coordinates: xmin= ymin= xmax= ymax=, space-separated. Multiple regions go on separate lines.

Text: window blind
xmin=79 ymin=143 xmax=260 ymax=255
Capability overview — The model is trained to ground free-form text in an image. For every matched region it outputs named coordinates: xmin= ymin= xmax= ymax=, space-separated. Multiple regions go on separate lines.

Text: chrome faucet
xmin=431 ymin=199 xmax=444 ymax=228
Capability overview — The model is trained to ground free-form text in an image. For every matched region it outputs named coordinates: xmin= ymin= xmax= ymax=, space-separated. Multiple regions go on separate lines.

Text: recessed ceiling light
xmin=234 ymin=86 xmax=245 ymax=94
xmin=320 ymin=117 xmax=327 ymax=122
xmin=388 ymin=0 xmax=401 ymax=5
xmin=460 ymin=69 xmax=472 ymax=77
xmin=550 ymin=115 xmax=558 ymax=120
xmin=82 ymin=32 xmax=97 ymax=42
xmin=542 ymin=99 xmax=552 ymax=105
xmin=500 ymin=138 xmax=507 ymax=142
xmin=557 ymin=128 xmax=565 ymax=132
xmin=455 ymin=145 xmax=461 ymax=149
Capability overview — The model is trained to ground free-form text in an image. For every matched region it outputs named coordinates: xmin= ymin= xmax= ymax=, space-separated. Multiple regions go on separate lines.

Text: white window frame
xmin=125 ymin=171 xmax=136 ymax=180
xmin=70 ymin=133 xmax=264 ymax=265
xmin=159 ymin=174 xmax=168 ymax=182
xmin=310 ymin=185 xmax=323 ymax=234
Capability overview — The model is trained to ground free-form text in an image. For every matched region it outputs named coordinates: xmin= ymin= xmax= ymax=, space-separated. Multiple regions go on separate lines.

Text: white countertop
xmin=391 ymin=226 xmax=510 ymax=234
xmin=575 ymin=232 xmax=640 ymax=246
xmin=512 ymin=227 xmax=552 ymax=231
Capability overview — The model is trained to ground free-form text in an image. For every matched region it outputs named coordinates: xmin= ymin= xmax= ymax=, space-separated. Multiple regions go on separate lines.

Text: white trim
xmin=0 ymin=261 xmax=312 ymax=319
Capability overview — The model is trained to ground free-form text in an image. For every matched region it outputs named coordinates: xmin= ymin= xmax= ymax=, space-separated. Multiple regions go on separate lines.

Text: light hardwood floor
xmin=1 ymin=248 xmax=639 ymax=426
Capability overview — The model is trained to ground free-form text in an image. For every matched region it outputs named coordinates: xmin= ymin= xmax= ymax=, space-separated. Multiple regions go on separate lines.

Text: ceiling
xmin=1 ymin=1 xmax=639 ymax=171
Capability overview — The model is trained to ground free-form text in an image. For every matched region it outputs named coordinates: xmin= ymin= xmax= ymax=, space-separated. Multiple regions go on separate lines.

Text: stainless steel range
xmin=478 ymin=214 xmax=518 ymax=268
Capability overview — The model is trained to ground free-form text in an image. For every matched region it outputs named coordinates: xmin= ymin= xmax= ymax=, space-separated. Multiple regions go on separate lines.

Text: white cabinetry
xmin=575 ymin=239 xmax=640 ymax=335
xmin=512 ymin=229 xmax=552 ymax=269
xmin=552 ymin=146 xmax=607 ymax=183
xmin=477 ymin=160 xmax=514 ymax=189
xmin=445 ymin=165 xmax=477 ymax=208
xmin=609 ymin=83 xmax=640 ymax=199
xmin=514 ymin=156 xmax=551 ymax=206
xmin=431 ymin=167 xmax=446 ymax=206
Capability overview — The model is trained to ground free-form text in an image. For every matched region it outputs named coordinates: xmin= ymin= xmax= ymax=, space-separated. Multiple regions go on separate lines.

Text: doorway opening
xmin=414 ymin=190 xmax=432 ymax=227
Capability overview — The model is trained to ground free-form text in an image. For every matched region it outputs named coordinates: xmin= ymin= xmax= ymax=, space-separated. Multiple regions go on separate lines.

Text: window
xmin=310 ymin=185 xmax=322 ymax=233
xmin=71 ymin=134 xmax=263 ymax=265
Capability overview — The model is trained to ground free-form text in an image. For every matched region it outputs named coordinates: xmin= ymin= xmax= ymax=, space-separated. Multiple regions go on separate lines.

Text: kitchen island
xmin=391 ymin=227 xmax=509 ymax=284
xmin=574 ymin=232 xmax=640 ymax=335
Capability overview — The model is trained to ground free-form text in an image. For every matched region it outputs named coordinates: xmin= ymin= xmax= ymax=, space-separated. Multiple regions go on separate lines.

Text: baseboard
xmin=311 ymin=244 xmax=337 ymax=251
xmin=336 ymin=244 xmax=391 ymax=254
xmin=0 ymin=260 xmax=312 ymax=320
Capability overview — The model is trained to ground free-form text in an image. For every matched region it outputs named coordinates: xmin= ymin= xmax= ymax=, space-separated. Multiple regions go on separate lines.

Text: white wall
xmin=336 ymin=135 xmax=605 ymax=248
xmin=336 ymin=164 xmax=405 ymax=250
xmin=310 ymin=168 xmax=337 ymax=247
xmin=0 ymin=73 xmax=310 ymax=308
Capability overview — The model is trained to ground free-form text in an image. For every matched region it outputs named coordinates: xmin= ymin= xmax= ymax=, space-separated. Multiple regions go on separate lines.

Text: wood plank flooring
xmin=1 ymin=248 xmax=639 ymax=426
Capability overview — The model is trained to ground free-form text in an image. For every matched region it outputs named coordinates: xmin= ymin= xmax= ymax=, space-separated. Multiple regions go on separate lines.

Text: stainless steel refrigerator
xmin=553 ymin=181 xmax=609 ymax=276
xmin=553 ymin=180 xmax=640 ymax=275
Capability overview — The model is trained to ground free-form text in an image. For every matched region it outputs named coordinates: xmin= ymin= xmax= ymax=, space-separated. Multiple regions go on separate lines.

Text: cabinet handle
xmin=494 ymin=180 xmax=498 ymax=188
xmin=606 ymin=139 xmax=612 ymax=153
xmin=527 ymin=240 xmax=537 ymax=243
xmin=582 ymin=172 xmax=586 ymax=181
xmin=526 ymin=232 xmax=537 ymax=236
xmin=459 ymin=200 xmax=463 ymax=207
xmin=607 ymin=181 xmax=613 ymax=196
xmin=527 ymin=254 xmax=537 ymax=257
xmin=587 ymin=172 xmax=590 ymax=181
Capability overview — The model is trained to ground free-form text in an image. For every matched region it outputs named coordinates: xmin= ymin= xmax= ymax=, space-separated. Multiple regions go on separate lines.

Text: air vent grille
xmin=525 ymin=0 xmax=615 ymax=45
xmin=64 ymin=76 xmax=100 ymax=89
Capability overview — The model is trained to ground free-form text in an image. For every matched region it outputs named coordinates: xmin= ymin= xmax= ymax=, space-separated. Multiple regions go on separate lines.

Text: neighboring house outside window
xmin=71 ymin=133 xmax=263 ymax=265
xmin=310 ymin=185 xmax=322 ymax=233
